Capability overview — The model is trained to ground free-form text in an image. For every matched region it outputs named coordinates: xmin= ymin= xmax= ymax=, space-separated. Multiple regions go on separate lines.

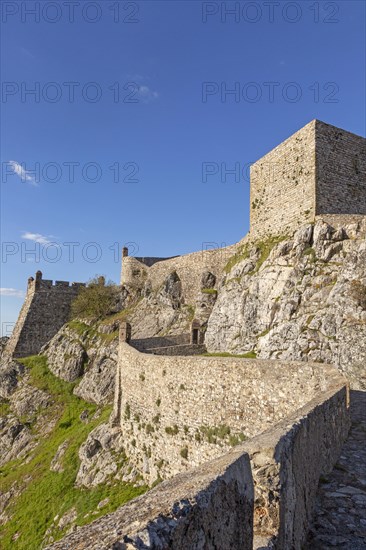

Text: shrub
xmin=180 ymin=447 xmax=188 ymax=460
xmin=165 ymin=425 xmax=179 ymax=435
xmin=71 ymin=275 xmax=119 ymax=321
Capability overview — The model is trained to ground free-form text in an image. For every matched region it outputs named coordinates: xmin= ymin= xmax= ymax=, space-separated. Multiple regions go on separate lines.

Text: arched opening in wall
xmin=192 ymin=328 xmax=199 ymax=345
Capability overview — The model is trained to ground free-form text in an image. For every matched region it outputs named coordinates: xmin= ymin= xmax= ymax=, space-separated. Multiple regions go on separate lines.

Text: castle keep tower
xmin=250 ymin=120 xmax=366 ymax=238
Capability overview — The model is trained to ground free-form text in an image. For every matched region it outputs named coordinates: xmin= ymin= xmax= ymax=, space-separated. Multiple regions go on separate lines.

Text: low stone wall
xmin=242 ymin=383 xmax=350 ymax=548
xmin=131 ymin=334 xmax=191 ymax=351
xmin=146 ymin=344 xmax=207 ymax=356
xmin=46 ymin=447 xmax=254 ymax=550
xmin=114 ymin=342 xmax=349 ymax=487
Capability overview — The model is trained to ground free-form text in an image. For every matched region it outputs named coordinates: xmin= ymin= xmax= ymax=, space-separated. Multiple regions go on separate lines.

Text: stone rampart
xmin=131 ymin=333 xmax=191 ymax=351
xmin=243 ymin=382 xmax=349 ymax=548
xmin=121 ymin=242 xmax=239 ymax=303
xmin=46 ymin=446 xmax=254 ymax=550
xmin=114 ymin=341 xmax=349 ymax=487
xmin=4 ymin=272 xmax=85 ymax=358
xmin=51 ymin=340 xmax=349 ymax=550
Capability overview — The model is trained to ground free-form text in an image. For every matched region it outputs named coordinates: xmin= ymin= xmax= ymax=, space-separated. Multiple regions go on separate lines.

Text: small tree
xmin=71 ymin=275 xmax=118 ymax=320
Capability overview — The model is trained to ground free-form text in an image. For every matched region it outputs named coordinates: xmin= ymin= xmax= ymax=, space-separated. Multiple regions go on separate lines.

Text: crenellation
xmin=4 ymin=271 xmax=85 ymax=358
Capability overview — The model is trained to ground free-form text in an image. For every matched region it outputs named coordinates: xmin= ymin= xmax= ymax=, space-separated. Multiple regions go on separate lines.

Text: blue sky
xmin=1 ymin=0 xmax=365 ymax=333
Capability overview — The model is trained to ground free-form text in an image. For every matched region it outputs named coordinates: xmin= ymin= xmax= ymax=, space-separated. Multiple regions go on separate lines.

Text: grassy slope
xmin=0 ymin=356 xmax=146 ymax=549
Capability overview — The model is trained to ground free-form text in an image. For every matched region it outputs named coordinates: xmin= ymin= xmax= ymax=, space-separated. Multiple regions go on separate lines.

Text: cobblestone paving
xmin=305 ymin=390 xmax=366 ymax=549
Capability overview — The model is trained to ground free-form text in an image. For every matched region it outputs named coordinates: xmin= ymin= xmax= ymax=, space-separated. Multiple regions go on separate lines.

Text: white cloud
xmin=8 ymin=160 xmax=37 ymax=185
xmin=0 ymin=288 xmax=25 ymax=298
xmin=21 ymin=232 xmax=52 ymax=245
xmin=138 ymin=85 xmax=159 ymax=103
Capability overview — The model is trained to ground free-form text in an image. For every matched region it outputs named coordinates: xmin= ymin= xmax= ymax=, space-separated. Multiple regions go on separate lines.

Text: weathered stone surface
xmin=0 ymin=415 xmax=33 ymax=466
xmin=113 ymin=341 xmax=349 ymax=486
xmin=42 ymin=324 xmax=118 ymax=404
xmin=10 ymin=382 xmax=50 ymax=417
xmin=250 ymin=120 xmax=366 ymax=239
xmin=0 ymin=360 xmax=24 ymax=399
xmin=50 ymin=440 xmax=69 ymax=473
xmin=42 ymin=328 xmax=87 ymax=382
xmin=47 ymin=447 xmax=254 ymax=550
xmin=305 ymin=390 xmax=366 ymax=549
xmin=4 ymin=272 xmax=84 ymax=358
xmin=76 ymin=423 xmax=126 ymax=487
xmin=73 ymin=340 xmax=118 ymax=405
xmin=206 ymin=219 xmax=366 ymax=390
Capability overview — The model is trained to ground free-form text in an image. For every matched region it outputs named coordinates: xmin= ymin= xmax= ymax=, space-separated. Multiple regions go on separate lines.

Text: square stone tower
xmin=250 ymin=120 xmax=366 ymax=239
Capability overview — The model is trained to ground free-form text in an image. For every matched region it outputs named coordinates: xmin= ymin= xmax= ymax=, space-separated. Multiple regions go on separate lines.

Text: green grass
xmin=224 ymin=235 xmax=287 ymax=275
xmin=0 ymin=356 xmax=147 ymax=549
xmin=201 ymin=288 xmax=218 ymax=295
xmin=202 ymin=351 xmax=257 ymax=359
xmin=199 ymin=425 xmax=247 ymax=446
xmin=224 ymin=243 xmax=250 ymax=273
xmin=252 ymin=235 xmax=287 ymax=273
xmin=66 ymin=320 xmax=91 ymax=338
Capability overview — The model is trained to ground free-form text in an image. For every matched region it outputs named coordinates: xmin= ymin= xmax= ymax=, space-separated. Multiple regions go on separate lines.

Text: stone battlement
xmin=5 ymin=271 xmax=85 ymax=358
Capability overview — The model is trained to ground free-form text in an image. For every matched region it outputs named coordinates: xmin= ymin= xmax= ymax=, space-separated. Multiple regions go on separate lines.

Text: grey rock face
xmin=10 ymin=383 xmax=50 ymax=418
xmin=0 ymin=415 xmax=33 ymax=466
xmin=75 ymin=422 xmax=126 ymax=488
xmin=0 ymin=360 xmax=24 ymax=399
xmin=73 ymin=340 xmax=118 ymax=405
xmin=42 ymin=328 xmax=87 ymax=382
xmin=206 ymin=219 xmax=366 ymax=389
xmin=42 ymin=325 xmax=118 ymax=404
xmin=201 ymin=271 xmax=216 ymax=288
xmin=159 ymin=271 xmax=183 ymax=310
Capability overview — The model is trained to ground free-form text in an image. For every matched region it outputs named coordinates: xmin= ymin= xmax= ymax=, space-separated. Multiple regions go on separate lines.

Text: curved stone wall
xmin=113 ymin=341 xmax=349 ymax=486
xmin=49 ymin=344 xmax=349 ymax=550
xmin=121 ymin=242 xmax=239 ymax=302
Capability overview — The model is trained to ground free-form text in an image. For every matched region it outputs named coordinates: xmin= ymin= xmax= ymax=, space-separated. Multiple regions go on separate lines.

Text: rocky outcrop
xmin=0 ymin=360 xmax=24 ymax=399
xmin=75 ymin=423 xmax=127 ymax=488
xmin=206 ymin=219 xmax=366 ymax=389
xmin=42 ymin=324 xmax=118 ymax=404
xmin=0 ymin=415 xmax=33 ymax=467
xmin=41 ymin=327 xmax=87 ymax=382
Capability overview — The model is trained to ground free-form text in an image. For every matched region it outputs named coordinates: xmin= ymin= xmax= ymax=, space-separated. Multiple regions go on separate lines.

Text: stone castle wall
xmin=104 ymin=336 xmax=350 ymax=550
xmin=113 ymin=340 xmax=349 ymax=486
xmin=48 ymin=375 xmax=349 ymax=550
xmin=250 ymin=120 xmax=366 ymax=240
xmin=121 ymin=242 xmax=239 ymax=303
xmin=316 ymin=121 xmax=366 ymax=215
xmin=47 ymin=446 xmax=254 ymax=550
xmin=250 ymin=120 xmax=317 ymax=239
xmin=5 ymin=272 xmax=84 ymax=358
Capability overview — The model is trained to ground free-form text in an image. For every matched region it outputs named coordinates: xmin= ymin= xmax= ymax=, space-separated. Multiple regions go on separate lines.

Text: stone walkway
xmin=305 ymin=390 xmax=366 ymax=549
